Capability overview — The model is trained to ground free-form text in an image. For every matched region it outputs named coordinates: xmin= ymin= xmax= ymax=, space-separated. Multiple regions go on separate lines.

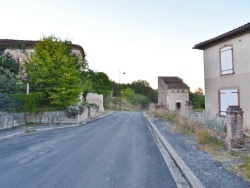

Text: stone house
xmin=193 ymin=22 xmax=250 ymax=129
xmin=158 ymin=76 xmax=189 ymax=111
xmin=0 ymin=39 xmax=85 ymax=66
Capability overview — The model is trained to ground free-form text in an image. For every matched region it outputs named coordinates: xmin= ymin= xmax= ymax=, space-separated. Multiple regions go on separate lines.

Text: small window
xmin=176 ymin=102 xmax=181 ymax=109
xmin=219 ymin=89 xmax=238 ymax=115
xmin=220 ymin=46 xmax=233 ymax=75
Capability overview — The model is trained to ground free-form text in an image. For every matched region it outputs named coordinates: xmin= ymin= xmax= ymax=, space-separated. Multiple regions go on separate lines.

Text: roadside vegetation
xmin=150 ymin=107 xmax=250 ymax=181
xmin=0 ymin=35 xmax=157 ymax=113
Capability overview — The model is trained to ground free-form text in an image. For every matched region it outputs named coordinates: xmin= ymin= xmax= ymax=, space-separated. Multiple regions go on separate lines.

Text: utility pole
xmin=119 ymin=70 xmax=125 ymax=111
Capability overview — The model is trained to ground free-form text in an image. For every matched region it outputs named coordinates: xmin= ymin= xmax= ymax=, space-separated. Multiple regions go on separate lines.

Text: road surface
xmin=0 ymin=111 xmax=177 ymax=188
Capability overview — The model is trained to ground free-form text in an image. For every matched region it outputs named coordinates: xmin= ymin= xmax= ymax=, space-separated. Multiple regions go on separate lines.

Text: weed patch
xmin=194 ymin=128 xmax=226 ymax=153
xmin=239 ymin=156 xmax=250 ymax=179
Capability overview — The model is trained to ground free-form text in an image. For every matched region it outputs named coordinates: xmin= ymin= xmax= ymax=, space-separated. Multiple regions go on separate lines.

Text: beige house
xmin=193 ymin=22 xmax=250 ymax=129
xmin=158 ymin=76 xmax=189 ymax=111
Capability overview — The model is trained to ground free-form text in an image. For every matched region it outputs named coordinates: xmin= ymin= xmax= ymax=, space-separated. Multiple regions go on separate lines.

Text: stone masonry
xmin=226 ymin=106 xmax=245 ymax=149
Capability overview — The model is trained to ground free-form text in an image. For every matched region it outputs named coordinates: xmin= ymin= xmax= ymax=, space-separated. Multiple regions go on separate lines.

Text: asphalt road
xmin=0 ymin=111 xmax=177 ymax=188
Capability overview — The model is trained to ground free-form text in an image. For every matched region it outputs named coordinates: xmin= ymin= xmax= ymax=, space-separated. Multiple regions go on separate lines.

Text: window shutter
xmin=219 ymin=89 xmax=238 ymax=115
xmin=220 ymin=47 xmax=233 ymax=74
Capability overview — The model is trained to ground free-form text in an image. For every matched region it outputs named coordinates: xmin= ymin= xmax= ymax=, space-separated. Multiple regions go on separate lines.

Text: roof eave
xmin=193 ymin=22 xmax=250 ymax=50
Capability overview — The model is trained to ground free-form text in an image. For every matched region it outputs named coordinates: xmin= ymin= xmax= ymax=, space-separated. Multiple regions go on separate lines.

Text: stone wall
xmin=86 ymin=93 xmax=104 ymax=112
xmin=0 ymin=106 xmax=100 ymax=130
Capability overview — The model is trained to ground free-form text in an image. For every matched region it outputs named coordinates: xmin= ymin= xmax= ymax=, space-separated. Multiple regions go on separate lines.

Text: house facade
xmin=193 ymin=22 xmax=250 ymax=129
xmin=158 ymin=76 xmax=189 ymax=111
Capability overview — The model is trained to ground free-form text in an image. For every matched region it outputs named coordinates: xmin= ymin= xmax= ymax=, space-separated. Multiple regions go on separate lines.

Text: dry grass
xmin=194 ymin=127 xmax=226 ymax=153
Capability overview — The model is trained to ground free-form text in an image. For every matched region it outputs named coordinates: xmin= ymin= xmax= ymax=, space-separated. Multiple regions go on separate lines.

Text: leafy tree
xmin=0 ymin=46 xmax=19 ymax=74
xmin=121 ymin=88 xmax=135 ymax=99
xmin=121 ymin=87 xmax=150 ymax=109
xmin=130 ymin=79 xmax=157 ymax=103
xmin=0 ymin=47 xmax=26 ymax=112
xmin=189 ymin=87 xmax=205 ymax=109
xmin=81 ymin=70 xmax=114 ymax=98
xmin=25 ymin=36 xmax=84 ymax=109
xmin=0 ymin=69 xmax=24 ymax=94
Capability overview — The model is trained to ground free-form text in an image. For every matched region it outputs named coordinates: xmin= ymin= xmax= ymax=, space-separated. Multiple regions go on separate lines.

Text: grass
xmin=239 ymin=156 xmax=250 ymax=179
xmin=194 ymin=127 xmax=226 ymax=153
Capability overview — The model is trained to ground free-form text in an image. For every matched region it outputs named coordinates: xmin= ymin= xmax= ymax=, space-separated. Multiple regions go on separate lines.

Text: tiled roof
xmin=159 ymin=76 xmax=189 ymax=89
xmin=193 ymin=22 xmax=250 ymax=50
xmin=0 ymin=39 xmax=85 ymax=58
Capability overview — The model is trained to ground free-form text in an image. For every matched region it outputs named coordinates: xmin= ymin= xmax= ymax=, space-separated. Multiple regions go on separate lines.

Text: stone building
xmin=158 ymin=76 xmax=189 ymax=111
xmin=0 ymin=39 xmax=85 ymax=66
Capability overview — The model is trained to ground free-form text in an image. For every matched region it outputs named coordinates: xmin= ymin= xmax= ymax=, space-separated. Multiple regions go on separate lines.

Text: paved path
xmin=0 ymin=111 xmax=177 ymax=188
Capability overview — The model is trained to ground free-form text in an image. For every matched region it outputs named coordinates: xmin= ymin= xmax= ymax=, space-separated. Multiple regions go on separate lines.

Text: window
xmin=219 ymin=89 xmax=238 ymax=115
xmin=220 ymin=46 xmax=233 ymax=75
xmin=176 ymin=102 xmax=181 ymax=109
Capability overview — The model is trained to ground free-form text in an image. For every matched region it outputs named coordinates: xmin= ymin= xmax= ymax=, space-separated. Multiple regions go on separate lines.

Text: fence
xmin=180 ymin=107 xmax=227 ymax=133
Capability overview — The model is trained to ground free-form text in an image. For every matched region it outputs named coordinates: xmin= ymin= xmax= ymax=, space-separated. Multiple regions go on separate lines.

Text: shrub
xmin=65 ymin=102 xmax=99 ymax=118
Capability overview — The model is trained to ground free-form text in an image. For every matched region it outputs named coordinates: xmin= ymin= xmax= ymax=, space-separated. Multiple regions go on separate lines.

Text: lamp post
xmin=119 ymin=70 xmax=125 ymax=111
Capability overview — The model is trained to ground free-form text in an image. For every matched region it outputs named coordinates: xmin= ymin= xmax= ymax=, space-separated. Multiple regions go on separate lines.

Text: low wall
xmin=0 ymin=106 xmax=100 ymax=130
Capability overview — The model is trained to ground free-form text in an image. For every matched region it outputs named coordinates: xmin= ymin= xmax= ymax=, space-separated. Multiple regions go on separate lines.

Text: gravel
xmin=152 ymin=118 xmax=250 ymax=188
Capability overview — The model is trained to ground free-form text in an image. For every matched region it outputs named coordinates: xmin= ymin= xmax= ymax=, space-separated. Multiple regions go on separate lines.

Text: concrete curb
xmin=144 ymin=113 xmax=204 ymax=188
xmin=0 ymin=111 xmax=115 ymax=142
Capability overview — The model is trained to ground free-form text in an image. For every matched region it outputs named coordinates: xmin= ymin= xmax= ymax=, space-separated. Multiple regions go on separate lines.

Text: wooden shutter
xmin=220 ymin=47 xmax=233 ymax=75
xmin=219 ymin=89 xmax=238 ymax=115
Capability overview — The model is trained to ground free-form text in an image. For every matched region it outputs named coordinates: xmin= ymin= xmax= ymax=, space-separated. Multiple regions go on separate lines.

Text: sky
xmin=1 ymin=0 xmax=250 ymax=92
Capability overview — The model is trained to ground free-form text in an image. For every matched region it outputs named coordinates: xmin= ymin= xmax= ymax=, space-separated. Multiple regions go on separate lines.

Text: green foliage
xmin=0 ymin=70 xmax=25 ymax=94
xmin=121 ymin=88 xmax=135 ymax=99
xmin=25 ymin=36 xmax=84 ymax=109
xmin=23 ymin=92 xmax=43 ymax=113
xmin=165 ymin=111 xmax=178 ymax=123
xmin=81 ymin=70 xmax=114 ymax=98
xmin=0 ymin=46 xmax=25 ymax=95
xmin=66 ymin=102 xmax=99 ymax=118
xmin=121 ymin=87 xmax=150 ymax=109
xmin=189 ymin=87 xmax=205 ymax=109
xmin=0 ymin=46 xmax=19 ymax=74
xmin=130 ymin=79 xmax=157 ymax=103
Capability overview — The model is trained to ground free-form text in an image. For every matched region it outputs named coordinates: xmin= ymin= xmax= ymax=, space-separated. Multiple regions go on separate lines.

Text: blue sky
xmin=1 ymin=0 xmax=250 ymax=91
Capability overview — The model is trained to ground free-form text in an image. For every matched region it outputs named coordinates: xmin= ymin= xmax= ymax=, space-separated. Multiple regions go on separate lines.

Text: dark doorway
xmin=176 ymin=102 xmax=181 ymax=109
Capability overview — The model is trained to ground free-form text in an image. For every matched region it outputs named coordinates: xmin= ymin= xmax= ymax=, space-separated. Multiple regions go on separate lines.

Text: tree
xmin=0 ymin=47 xmax=26 ymax=112
xmin=0 ymin=46 xmax=19 ymax=74
xmin=121 ymin=87 xmax=150 ymax=109
xmin=189 ymin=87 xmax=205 ymax=109
xmin=81 ymin=70 xmax=114 ymax=98
xmin=130 ymin=79 xmax=157 ymax=103
xmin=25 ymin=36 xmax=84 ymax=109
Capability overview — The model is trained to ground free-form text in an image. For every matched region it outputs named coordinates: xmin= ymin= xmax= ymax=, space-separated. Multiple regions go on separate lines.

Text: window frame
xmin=220 ymin=45 xmax=234 ymax=75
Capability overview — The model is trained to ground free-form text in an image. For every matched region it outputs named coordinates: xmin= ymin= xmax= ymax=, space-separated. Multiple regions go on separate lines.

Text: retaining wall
xmin=0 ymin=106 xmax=100 ymax=130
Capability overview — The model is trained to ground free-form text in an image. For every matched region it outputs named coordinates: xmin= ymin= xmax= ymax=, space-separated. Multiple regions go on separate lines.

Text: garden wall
xmin=0 ymin=106 xmax=100 ymax=130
